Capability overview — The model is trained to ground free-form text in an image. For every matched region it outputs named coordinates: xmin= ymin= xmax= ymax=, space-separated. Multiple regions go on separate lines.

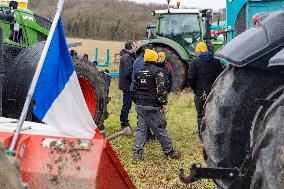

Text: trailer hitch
xmin=179 ymin=164 xmax=240 ymax=184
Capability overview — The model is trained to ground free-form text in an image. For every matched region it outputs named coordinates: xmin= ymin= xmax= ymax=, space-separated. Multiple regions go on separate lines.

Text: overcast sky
xmin=130 ymin=0 xmax=226 ymax=10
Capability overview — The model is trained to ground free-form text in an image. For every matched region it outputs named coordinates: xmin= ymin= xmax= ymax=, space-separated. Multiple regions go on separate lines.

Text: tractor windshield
xmin=158 ymin=14 xmax=201 ymax=53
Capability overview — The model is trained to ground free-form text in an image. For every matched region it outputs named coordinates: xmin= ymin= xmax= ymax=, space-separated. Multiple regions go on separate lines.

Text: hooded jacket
xmin=155 ymin=61 xmax=173 ymax=93
xmin=187 ymin=52 xmax=223 ymax=96
xmin=119 ymin=49 xmax=135 ymax=91
xmin=133 ymin=62 xmax=168 ymax=107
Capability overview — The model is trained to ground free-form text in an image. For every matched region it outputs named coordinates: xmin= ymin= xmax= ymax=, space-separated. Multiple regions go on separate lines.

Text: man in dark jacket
xmin=119 ymin=40 xmax=136 ymax=130
xmin=131 ymin=44 xmax=155 ymax=140
xmin=132 ymin=49 xmax=180 ymax=160
xmin=130 ymin=44 xmax=153 ymax=91
xmin=157 ymin=52 xmax=173 ymax=93
xmin=188 ymin=42 xmax=223 ymax=137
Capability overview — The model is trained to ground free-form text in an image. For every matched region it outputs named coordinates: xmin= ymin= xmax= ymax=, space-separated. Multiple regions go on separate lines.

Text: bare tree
xmin=29 ymin=0 xmax=166 ymax=41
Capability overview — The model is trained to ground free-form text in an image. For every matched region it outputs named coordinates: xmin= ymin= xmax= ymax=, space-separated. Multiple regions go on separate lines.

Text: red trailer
xmin=0 ymin=117 xmax=135 ymax=189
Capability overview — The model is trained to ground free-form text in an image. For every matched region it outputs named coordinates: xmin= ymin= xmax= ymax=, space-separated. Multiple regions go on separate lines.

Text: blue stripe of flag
xmin=33 ymin=18 xmax=74 ymax=120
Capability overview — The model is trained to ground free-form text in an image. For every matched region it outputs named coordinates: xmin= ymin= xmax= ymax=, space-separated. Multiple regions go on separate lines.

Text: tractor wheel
xmin=3 ymin=42 xmax=46 ymax=120
xmin=4 ymin=42 xmax=110 ymax=130
xmin=154 ymin=46 xmax=187 ymax=91
xmin=202 ymin=65 xmax=284 ymax=188
xmin=0 ymin=143 xmax=28 ymax=189
xmin=72 ymin=56 xmax=110 ymax=129
xmin=2 ymin=44 xmax=23 ymax=71
xmin=250 ymin=93 xmax=284 ymax=189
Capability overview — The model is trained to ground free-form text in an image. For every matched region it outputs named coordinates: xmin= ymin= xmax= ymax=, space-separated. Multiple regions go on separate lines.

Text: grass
xmin=104 ymin=79 xmax=215 ymax=189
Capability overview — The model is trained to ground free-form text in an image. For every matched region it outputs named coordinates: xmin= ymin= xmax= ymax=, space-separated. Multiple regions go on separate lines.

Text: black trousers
xmin=194 ymin=95 xmax=206 ymax=138
xmin=134 ymin=105 xmax=172 ymax=155
xmin=120 ymin=90 xmax=132 ymax=126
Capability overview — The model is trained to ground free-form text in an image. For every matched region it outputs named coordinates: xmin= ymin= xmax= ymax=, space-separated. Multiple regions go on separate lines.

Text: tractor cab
xmin=150 ymin=8 xmax=204 ymax=54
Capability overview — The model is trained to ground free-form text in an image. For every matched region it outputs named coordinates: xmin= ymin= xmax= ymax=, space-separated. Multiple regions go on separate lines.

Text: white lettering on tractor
xmin=23 ymin=15 xmax=34 ymax=21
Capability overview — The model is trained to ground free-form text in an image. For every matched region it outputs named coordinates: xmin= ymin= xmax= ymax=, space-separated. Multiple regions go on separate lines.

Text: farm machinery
xmin=179 ymin=1 xmax=284 ymax=189
xmin=137 ymin=0 xmax=215 ymax=91
xmin=138 ymin=0 xmax=284 ymax=91
xmin=0 ymin=1 xmax=110 ymax=130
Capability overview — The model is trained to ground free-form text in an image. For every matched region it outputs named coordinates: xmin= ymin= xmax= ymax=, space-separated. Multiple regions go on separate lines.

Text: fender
xmin=136 ymin=38 xmax=191 ymax=61
xmin=216 ymin=11 xmax=284 ymax=70
xmin=269 ymin=48 xmax=284 ymax=74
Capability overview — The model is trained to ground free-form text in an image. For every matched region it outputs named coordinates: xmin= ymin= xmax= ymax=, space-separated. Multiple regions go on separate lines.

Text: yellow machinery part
xmin=1 ymin=0 xmax=28 ymax=9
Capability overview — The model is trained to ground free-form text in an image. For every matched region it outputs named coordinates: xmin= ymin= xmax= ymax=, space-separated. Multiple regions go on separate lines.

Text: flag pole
xmin=7 ymin=0 xmax=66 ymax=153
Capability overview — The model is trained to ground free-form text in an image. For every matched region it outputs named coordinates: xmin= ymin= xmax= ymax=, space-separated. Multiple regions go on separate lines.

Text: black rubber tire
xmin=250 ymin=93 xmax=284 ymax=189
xmin=72 ymin=56 xmax=110 ymax=129
xmin=3 ymin=42 xmax=45 ymax=120
xmin=154 ymin=46 xmax=187 ymax=91
xmin=202 ymin=65 xmax=284 ymax=188
xmin=4 ymin=42 xmax=110 ymax=130
xmin=83 ymin=55 xmax=111 ymax=121
xmin=250 ymin=85 xmax=284 ymax=148
xmin=2 ymin=44 xmax=23 ymax=71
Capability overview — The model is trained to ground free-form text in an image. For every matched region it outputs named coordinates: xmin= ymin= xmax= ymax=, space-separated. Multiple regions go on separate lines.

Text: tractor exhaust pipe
xmin=106 ymin=127 xmax=132 ymax=141
xmin=200 ymin=9 xmax=213 ymax=53
xmin=167 ymin=0 xmax=170 ymax=13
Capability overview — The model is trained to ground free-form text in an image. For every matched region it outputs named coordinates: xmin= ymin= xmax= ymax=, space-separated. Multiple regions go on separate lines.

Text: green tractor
xmin=0 ymin=1 xmax=110 ymax=132
xmin=0 ymin=1 xmax=49 ymax=48
xmin=137 ymin=2 xmax=215 ymax=91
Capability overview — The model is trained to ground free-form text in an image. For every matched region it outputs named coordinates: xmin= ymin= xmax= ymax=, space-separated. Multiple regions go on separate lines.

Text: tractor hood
xmin=136 ymin=38 xmax=191 ymax=60
xmin=269 ymin=48 xmax=284 ymax=73
xmin=216 ymin=10 xmax=284 ymax=68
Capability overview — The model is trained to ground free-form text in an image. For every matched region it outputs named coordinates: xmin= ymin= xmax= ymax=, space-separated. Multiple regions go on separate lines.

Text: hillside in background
xmin=29 ymin=0 xmax=226 ymax=41
xmin=29 ymin=0 xmax=165 ymax=41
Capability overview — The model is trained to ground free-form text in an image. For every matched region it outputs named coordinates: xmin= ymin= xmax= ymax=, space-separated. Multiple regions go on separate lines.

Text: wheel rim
xmin=78 ymin=76 xmax=96 ymax=118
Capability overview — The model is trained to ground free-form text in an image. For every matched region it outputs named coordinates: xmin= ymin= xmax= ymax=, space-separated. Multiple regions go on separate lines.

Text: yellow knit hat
xmin=144 ymin=49 xmax=158 ymax=62
xmin=158 ymin=52 xmax=166 ymax=59
xmin=195 ymin=42 xmax=208 ymax=53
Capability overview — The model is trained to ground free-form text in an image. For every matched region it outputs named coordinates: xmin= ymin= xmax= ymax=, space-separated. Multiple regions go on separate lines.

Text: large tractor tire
xmin=4 ymin=42 xmax=110 ymax=130
xmin=3 ymin=42 xmax=43 ymax=120
xmin=250 ymin=93 xmax=284 ymax=189
xmin=154 ymin=46 xmax=187 ymax=91
xmin=0 ymin=143 xmax=28 ymax=189
xmin=202 ymin=65 xmax=284 ymax=188
xmin=72 ymin=55 xmax=111 ymax=129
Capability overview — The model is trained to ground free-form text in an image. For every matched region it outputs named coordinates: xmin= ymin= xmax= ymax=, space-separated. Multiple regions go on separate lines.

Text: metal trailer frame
xmin=226 ymin=0 xmax=284 ymax=42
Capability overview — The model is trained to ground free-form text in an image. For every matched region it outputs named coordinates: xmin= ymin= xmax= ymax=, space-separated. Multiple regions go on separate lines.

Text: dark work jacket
xmin=188 ymin=52 xmax=223 ymax=96
xmin=133 ymin=62 xmax=168 ymax=107
xmin=119 ymin=49 xmax=135 ymax=91
xmin=155 ymin=62 xmax=173 ymax=93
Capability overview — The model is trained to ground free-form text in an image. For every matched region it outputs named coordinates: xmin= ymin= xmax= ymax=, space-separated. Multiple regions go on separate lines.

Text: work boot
xmin=165 ymin=149 xmax=181 ymax=159
xmin=133 ymin=152 xmax=143 ymax=161
xmin=120 ymin=123 xmax=132 ymax=135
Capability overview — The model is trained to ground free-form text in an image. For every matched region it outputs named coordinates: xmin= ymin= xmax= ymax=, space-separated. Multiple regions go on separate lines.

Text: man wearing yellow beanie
xmin=132 ymin=49 xmax=180 ymax=160
xmin=157 ymin=52 xmax=173 ymax=93
xmin=195 ymin=42 xmax=208 ymax=53
xmin=188 ymin=42 xmax=223 ymax=138
xmin=144 ymin=49 xmax=158 ymax=62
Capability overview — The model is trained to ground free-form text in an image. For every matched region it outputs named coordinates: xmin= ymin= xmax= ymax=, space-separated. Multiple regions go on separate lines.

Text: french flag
xmin=32 ymin=18 xmax=96 ymax=139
